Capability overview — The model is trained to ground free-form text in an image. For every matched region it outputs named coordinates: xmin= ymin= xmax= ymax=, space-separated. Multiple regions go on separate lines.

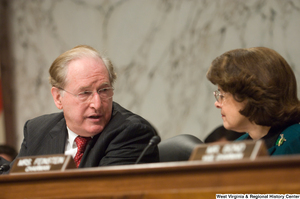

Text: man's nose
xmin=90 ymin=92 xmax=102 ymax=109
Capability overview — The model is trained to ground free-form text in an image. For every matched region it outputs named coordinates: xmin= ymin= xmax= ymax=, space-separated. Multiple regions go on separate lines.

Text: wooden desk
xmin=1 ymin=156 xmax=300 ymax=199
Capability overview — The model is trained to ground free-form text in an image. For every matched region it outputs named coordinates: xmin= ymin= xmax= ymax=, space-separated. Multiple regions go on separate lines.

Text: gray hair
xmin=49 ymin=45 xmax=117 ymax=88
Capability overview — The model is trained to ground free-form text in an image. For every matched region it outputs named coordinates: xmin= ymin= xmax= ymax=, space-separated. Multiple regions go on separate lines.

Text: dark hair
xmin=0 ymin=145 xmax=18 ymax=160
xmin=206 ymin=47 xmax=300 ymax=127
xmin=205 ymin=125 xmax=245 ymax=143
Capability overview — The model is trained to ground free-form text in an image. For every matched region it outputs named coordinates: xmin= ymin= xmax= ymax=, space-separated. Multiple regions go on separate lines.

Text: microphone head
xmin=149 ymin=135 xmax=161 ymax=145
xmin=0 ymin=164 xmax=10 ymax=172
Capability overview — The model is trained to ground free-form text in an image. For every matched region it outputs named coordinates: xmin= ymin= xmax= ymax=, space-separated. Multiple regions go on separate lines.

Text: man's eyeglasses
xmin=59 ymin=87 xmax=114 ymax=102
xmin=213 ymin=90 xmax=225 ymax=104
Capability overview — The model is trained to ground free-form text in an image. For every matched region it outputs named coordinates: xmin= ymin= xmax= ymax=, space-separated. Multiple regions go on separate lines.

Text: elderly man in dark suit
xmin=2 ymin=45 xmax=159 ymax=174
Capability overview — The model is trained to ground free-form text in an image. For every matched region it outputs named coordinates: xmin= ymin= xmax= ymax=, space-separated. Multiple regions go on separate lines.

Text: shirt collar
xmin=261 ymin=126 xmax=283 ymax=149
xmin=66 ymin=127 xmax=94 ymax=148
xmin=243 ymin=124 xmax=294 ymax=150
xmin=259 ymin=123 xmax=296 ymax=150
xmin=66 ymin=127 xmax=78 ymax=148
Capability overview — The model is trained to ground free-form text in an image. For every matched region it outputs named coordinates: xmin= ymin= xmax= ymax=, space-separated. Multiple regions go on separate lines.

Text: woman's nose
xmin=215 ymin=100 xmax=222 ymax=108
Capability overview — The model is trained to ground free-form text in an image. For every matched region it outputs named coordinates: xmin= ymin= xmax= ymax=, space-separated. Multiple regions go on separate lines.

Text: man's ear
xmin=51 ymin=87 xmax=63 ymax=110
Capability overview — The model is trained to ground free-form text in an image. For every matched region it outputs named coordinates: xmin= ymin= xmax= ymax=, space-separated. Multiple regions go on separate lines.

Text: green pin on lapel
xmin=276 ymin=134 xmax=286 ymax=146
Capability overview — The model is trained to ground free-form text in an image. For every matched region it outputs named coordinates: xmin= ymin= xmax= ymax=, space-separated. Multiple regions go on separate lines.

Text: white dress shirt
xmin=64 ymin=127 xmax=79 ymax=158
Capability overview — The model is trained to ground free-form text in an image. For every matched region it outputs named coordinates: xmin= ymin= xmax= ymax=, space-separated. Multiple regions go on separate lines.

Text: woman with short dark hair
xmin=206 ymin=47 xmax=300 ymax=156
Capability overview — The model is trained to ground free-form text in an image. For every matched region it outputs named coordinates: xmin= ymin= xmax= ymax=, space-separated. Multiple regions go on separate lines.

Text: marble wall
xmin=3 ymin=0 xmax=300 ymax=148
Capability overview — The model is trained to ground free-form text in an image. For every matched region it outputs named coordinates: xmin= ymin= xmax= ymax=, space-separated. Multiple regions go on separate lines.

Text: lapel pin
xmin=276 ymin=134 xmax=286 ymax=147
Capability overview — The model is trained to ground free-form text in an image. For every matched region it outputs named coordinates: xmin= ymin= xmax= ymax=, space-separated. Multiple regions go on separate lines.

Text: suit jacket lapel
xmin=47 ymin=118 xmax=67 ymax=154
xmin=79 ymin=132 xmax=103 ymax=167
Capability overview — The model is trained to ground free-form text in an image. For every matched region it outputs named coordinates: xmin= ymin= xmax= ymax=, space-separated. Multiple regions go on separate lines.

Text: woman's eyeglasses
xmin=213 ymin=90 xmax=225 ymax=104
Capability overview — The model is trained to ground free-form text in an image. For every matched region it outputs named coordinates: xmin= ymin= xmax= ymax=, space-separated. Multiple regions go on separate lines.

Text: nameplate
xmin=189 ymin=140 xmax=268 ymax=162
xmin=10 ymin=154 xmax=76 ymax=174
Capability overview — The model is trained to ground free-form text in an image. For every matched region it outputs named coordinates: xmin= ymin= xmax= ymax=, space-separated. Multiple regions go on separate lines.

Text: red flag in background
xmin=0 ymin=75 xmax=5 ymax=144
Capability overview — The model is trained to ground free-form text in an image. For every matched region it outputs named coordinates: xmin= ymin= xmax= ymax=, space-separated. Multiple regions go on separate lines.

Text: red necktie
xmin=74 ymin=136 xmax=91 ymax=168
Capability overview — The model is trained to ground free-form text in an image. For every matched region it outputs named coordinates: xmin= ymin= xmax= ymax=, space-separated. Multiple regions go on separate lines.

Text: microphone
xmin=135 ymin=135 xmax=161 ymax=164
xmin=0 ymin=164 xmax=10 ymax=174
